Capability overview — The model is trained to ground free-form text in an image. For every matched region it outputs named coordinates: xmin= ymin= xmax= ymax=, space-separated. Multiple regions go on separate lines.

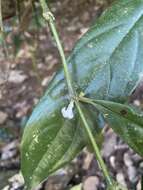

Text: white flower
xmin=61 ymin=100 xmax=74 ymax=119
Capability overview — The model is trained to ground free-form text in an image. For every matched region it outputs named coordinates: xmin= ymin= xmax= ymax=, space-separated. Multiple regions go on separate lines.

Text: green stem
xmin=78 ymin=96 xmax=103 ymax=108
xmin=75 ymin=101 xmax=113 ymax=186
xmin=39 ymin=0 xmax=113 ymax=186
xmin=39 ymin=0 xmax=74 ymax=96
xmin=0 ymin=0 xmax=3 ymax=31
xmin=78 ymin=96 xmax=95 ymax=105
xmin=0 ymin=0 xmax=8 ymax=58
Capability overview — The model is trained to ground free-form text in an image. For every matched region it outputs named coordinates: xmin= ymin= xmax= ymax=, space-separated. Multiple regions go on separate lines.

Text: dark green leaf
xmin=93 ymin=99 xmax=143 ymax=156
xmin=68 ymin=0 xmax=143 ymax=101
xmin=21 ymin=93 xmax=101 ymax=189
xmin=21 ymin=0 xmax=143 ymax=188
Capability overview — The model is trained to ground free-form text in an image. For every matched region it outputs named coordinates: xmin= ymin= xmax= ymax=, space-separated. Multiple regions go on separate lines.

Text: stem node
xmin=43 ymin=11 xmax=55 ymax=22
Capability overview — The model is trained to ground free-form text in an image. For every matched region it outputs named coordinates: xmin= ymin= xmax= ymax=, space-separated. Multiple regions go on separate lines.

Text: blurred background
xmin=0 ymin=0 xmax=143 ymax=189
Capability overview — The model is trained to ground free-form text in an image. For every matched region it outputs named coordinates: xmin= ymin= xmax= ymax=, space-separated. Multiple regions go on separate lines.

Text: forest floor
xmin=0 ymin=1 xmax=143 ymax=189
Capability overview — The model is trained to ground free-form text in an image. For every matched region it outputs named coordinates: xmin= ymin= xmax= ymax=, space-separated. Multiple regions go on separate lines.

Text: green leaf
xmin=70 ymin=184 xmax=82 ymax=190
xmin=21 ymin=0 xmax=143 ymax=188
xmin=68 ymin=0 xmax=143 ymax=101
xmin=21 ymin=93 xmax=101 ymax=189
xmin=93 ymin=99 xmax=143 ymax=157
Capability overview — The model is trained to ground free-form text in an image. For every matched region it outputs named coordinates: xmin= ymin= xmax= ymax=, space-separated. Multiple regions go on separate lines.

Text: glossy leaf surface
xmin=94 ymin=100 xmax=143 ymax=156
xmin=21 ymin=91 xmax=100 ymax=189
xmin=21 ymin=0 xmax=143 ymax=189
xmin=68 ymin=0 xmax=143 ymax=101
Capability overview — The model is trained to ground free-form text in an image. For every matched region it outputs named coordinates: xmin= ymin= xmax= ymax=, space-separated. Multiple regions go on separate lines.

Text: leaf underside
xmin=21 ymin=0 xmax=143 ymax=189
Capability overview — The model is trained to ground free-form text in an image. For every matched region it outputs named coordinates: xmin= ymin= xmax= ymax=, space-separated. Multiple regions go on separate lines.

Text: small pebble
xmin=116 ymin=172 xmax=127 ymax=188
xmin=136 ymin=180 xmax=141 ymax=190
xmin=0 ymin=111 xmax=8 ymax=125
xmin=139 ymin=162 xmax=143 ymax=168
xmin=1 ymin=140 xmax=18 ymax=160
xmin=109 ymin=156 xmax=116 ymax=169
xmin=124 ymin=153 xmax=133 ymax=167
xmin=133 ymin=100 xmax=141 ymax=106
xmin=127 ymin=165 xmax=137 ymax=182
xmin=83 ymin=176 xmax=100 ymax=190
xmin=8 ymin=70 xmax=27 ymax=84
